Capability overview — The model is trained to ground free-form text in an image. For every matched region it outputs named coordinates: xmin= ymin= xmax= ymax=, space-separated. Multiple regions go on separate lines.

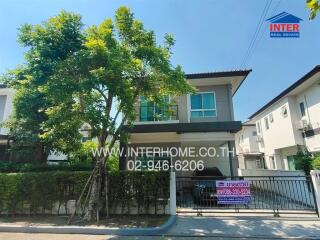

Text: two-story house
xmin=239 ymin=66 xmax=320 ymax=171
xmin=120 ymin=69 xmax=252 ymax=176
xmin=235 ymin=120 xmax=264 ymax=170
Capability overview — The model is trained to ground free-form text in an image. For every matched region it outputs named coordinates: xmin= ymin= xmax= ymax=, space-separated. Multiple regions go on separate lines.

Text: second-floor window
xmin=139 ymin=96 xmax=176 ymax=121
xmin=190 ymin=92 xmax=216 ymax=118
xmin=256 ymin=122 xmax=261 ymax=134
xmin=264 ymin=117 xmax=269 ymax=130
xmin=299 ymin=102 xmax=306 ymax=117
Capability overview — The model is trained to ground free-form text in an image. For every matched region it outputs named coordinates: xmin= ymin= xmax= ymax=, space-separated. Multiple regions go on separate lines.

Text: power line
xmin=240 ymin=0 xmax=273 ymax=68
xmin=247 ymin=0 xmax=282 ymax=62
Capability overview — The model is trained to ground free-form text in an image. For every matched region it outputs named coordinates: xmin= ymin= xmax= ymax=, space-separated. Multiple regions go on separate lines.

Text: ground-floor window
xmin=287 ymin=155 xmax=296 ymax=171
xmin=255 ymin=158 xmax=263 ymax=169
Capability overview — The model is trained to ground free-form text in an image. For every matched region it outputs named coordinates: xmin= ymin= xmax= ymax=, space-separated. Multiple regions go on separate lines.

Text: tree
xmin=294 ymin=149 xmax=313 ymax=175
xmin=5 ymin=7 xmax=193 ymax=221
xmin=307 ymin=0 xmax=320 ymax=19
xmin=312 ymin=155 xmax=320 ymax=170
xmin=3 ymin=11 xmax=84 ymax=163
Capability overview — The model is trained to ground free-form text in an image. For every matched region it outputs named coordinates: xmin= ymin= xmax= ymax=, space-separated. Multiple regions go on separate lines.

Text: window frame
xmin=269 ymin=113 xmax=274 ymax=123
xmin=281 ymin=106 xmax=288 ymax=118
xmin=299 ymin=102 xmax=306 ymax=117
xmin=264 ymin=117 xmax=269 ymax=130
xmin=256 ymin=121 xmax=261 ymax=134
xmin=139 ymin=95 xmax=172 ymax=121
xmin=190 ymin=91 xmax=217 ymax=118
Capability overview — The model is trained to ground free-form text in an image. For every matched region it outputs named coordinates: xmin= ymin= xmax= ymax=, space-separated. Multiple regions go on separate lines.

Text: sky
xmin=0 ymin=0 xmax=319 ymax=121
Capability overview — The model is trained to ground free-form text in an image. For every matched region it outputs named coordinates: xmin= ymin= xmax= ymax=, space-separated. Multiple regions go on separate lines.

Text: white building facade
xmin=238 ymin=66 xmax=320 ymax=171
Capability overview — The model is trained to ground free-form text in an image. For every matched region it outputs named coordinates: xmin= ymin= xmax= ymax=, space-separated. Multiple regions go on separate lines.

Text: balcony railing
xmin=136 ymin=105 xmax=178 ymax=122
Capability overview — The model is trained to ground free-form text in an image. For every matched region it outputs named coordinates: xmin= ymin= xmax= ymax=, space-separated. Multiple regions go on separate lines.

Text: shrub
xmin=312 ymin=156 xmax=320 ymax=170
xmin=0 ymin=161 xmax=93 ymax=173
xmin=69 ymin=140 xmax=98 ymax=165
xmin=294 ymin=150 xmax=313 ymax=174
xmin=0 ymin=171 xmax=169 ymax=215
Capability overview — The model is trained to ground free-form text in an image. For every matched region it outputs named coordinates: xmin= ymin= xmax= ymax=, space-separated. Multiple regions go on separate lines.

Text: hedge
xmin=0 ymin=171 xmax=169 ymax=215
xmin=0 ymin=161 xmax=93 ymax=173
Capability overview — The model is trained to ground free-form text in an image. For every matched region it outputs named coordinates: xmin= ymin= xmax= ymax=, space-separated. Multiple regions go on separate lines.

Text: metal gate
xmin=176 ymin=175 xmax=319 ymax=216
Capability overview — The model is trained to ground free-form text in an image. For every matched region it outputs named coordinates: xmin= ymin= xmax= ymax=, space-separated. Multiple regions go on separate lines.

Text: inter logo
xmin=266 ymin=12 xmax=302 ymax=38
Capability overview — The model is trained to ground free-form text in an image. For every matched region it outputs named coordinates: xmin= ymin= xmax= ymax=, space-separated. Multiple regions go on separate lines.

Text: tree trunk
xmin=84 ymin=159 xmax=105 ymax=221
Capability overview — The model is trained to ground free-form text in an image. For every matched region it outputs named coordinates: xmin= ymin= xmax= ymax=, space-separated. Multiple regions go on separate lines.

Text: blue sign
xmin=266 ymin=12 xmax=303 ymax=38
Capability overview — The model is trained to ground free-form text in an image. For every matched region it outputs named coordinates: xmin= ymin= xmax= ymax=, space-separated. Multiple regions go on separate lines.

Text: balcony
xmin=135 ymin=105 xmax=178 ymax=122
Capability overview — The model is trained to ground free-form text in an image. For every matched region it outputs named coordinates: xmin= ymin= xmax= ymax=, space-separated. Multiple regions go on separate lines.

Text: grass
xmin=0 ymin=215 xmax=169 ymax=228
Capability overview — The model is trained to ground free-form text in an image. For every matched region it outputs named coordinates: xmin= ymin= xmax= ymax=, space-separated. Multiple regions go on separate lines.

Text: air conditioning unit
xmin=299 ymin=119 xmax=312 ymax=131
xmin=255 ymin=135 xmax=264 ymax=142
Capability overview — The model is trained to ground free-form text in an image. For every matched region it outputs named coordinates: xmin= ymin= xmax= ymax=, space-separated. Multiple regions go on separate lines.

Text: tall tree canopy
xmin=5 ymin=7 xmax=193 ymax=221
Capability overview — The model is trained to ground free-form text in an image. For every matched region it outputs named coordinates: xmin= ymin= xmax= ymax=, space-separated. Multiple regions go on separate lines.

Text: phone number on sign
xmin=127 ymin=160 xmax=204 ymax=171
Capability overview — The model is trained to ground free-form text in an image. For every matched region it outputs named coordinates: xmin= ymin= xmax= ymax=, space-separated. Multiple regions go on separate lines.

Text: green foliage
xmin=3 ymin=6 xmax=193 ymax=163
xmin=307 ymin=0 xmax=320 ymax=19
xmin=69 ymin=140 xmax=98 ymax=165
xmin=3 ymin=11 xmax=85 ymax=162
xmin=312 ymin=155 xmax=320 ymax=170
xmin=0 ymin=161 xmax=93 ymax=173
xmin=0 ymin=171 xmax=169 ymax=215
xmin=0 ymin=171 xmax=90 ymax=214
xmin=294 ymin=149 xmax=313 ymax=174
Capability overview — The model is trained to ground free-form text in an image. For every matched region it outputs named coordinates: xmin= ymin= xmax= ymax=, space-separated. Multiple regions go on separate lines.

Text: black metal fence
xmin=176 ymin=176 xmax=318 ymax=215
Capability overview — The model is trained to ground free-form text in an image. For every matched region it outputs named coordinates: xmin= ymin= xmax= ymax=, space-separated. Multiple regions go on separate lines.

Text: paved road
xmin=167 ymin=215 xmax=320 ymax=239
xmin=0 ymin=233 xmax=286 ymax=240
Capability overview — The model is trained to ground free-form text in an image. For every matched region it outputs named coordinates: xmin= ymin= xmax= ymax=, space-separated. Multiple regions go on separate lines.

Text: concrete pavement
xmin=167 ymin=214 xmax=320 ymax=239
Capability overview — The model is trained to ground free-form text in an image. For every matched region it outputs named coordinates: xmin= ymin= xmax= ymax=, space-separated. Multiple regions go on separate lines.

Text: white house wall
xmin=0 ymin=88 xmax=15 ymax=135
xmin=295 ymin=84 xmax=320 ymax=153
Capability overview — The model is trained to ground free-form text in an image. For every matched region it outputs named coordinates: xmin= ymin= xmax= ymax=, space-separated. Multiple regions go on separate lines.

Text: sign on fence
xmin=216 ymin=180 xmax=251 ymax=204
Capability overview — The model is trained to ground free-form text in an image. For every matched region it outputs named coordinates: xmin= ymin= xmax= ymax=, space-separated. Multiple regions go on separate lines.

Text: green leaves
xmin=5 ymin=6 xmax=193 ymax=162
xmin=307 ymin=0 xmax=320 ymax=20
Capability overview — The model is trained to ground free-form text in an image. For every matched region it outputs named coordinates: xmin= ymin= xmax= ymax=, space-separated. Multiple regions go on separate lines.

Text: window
xmin=269 ymin=113 xmax=274 ymax=123
xmin=270 ymin=156 xmax=276 ymax=169
xmin=281 ymin=106 xmax=288 ymax=118
xmin=190 ymin=92 xmax=216 ymax=117
xmin=287 ymin=156 xmax=296 ymax=170
xmin=299 ymin=102 xmax=306 ymax=117
xmin=256 ymin=158 xmax=262 ymax=169
xmin=252 ymin=131 xmax=257 ymax=136
xmin=256 ymin=122 xmax=261 ymax=134
xmin=264 ymin=117 xmax=269 ymax=130
xmin=139 ymin=96 xmax=170 ymax=121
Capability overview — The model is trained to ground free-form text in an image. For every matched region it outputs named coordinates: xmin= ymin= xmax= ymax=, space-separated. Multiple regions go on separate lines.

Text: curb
xmin=0 ymin=215 xmax=176 ymax=236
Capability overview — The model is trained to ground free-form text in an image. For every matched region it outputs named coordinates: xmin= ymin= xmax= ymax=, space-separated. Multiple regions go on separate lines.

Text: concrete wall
xmin=295 ymin=84 xmax=320 ymax=153
xmin=236 ymin=125 xmax=259 ymax=154
xmin=252 ymin=97 xmax=303 ymax=170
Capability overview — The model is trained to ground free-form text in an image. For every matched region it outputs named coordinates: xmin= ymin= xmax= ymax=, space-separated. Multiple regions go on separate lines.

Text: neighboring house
xmin=0 ymin=85 xmax=15 ymax=160
xmin=121 ymin=69 xmax=252 ymax=176
xmin=236 ymin=120 xmax=265 ymax=170
xmin=239 ymin=66 xmax=320 ymax=171
xmin=0 ymin=85 xmax=67 ymax=163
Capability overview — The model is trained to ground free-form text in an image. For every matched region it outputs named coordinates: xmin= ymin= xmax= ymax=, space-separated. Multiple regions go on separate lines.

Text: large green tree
xmin=4 ymin=11 xmax=84 ymax=163
xmin=5 ymin=7 xmax=193 ymax=221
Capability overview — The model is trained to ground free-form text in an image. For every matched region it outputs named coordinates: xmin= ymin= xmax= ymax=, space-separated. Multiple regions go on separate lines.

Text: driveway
xmin=167 ymin=214 xmax=320 ymax=239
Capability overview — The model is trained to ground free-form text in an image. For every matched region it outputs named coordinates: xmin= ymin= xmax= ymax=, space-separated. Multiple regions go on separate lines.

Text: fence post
xmin=310 ymin=170 xmax=320 ymax=217
xmin=170 ymin=171 xmax=176 ymax=215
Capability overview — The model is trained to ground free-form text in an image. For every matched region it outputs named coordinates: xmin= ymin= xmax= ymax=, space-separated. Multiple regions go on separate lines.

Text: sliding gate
xmin=176 ymin=175 xmax=319 ymax=216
